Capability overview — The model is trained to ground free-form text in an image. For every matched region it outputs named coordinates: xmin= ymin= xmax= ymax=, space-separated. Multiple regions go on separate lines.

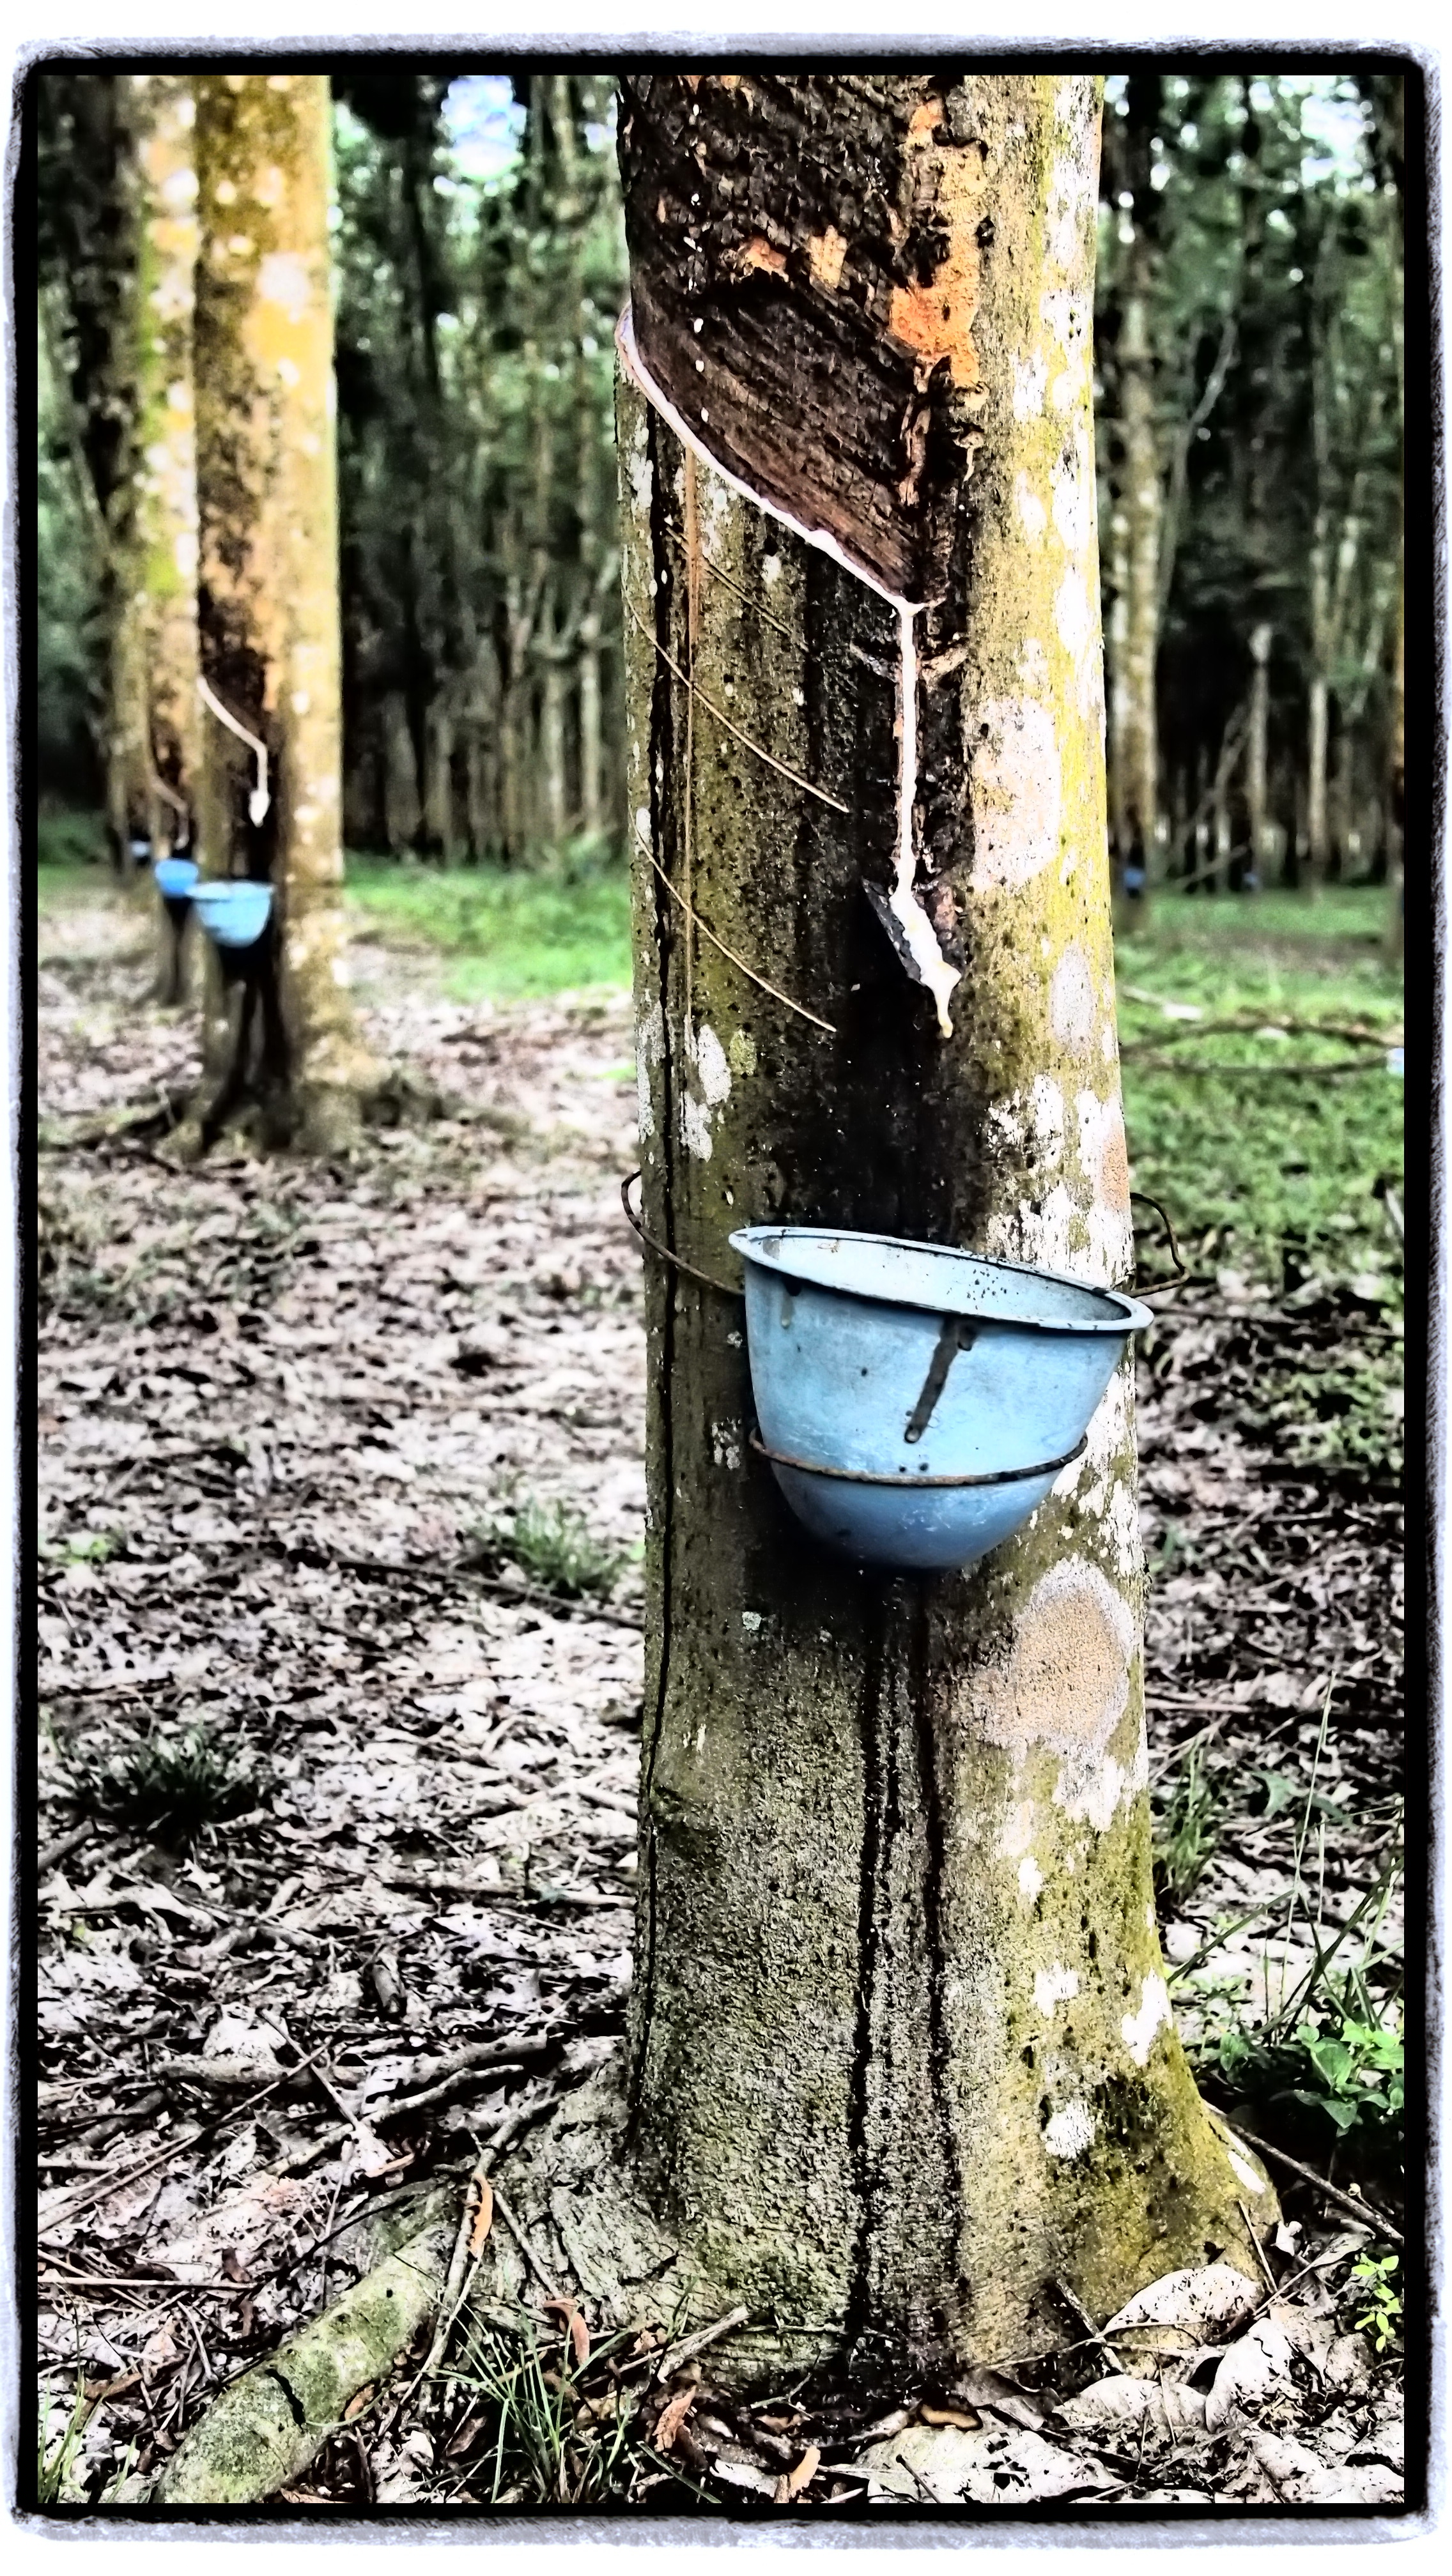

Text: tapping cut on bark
xmin=617 ymin=73 xmax=993 ymax=604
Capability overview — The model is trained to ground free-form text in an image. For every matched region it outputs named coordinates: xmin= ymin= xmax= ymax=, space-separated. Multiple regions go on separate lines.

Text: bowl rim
xmin=727 ymin=1223 xmax=1153 ymax=1337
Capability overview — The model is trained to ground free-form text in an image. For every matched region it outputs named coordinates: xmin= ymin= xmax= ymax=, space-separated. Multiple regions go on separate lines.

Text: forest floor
xmin=33 ymin=861 xmax=1407 ymax=2518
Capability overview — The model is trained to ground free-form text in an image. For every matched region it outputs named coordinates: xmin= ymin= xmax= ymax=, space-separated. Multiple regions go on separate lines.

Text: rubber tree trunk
xmin=130 ymin=75 xmax=203 ymax=854
xmin=1246 ymin=622 xmax=1272 ymax=887
xmin=126 ymin=73 xmax=203 ymax=1002
xmin=1385 ymin=559 xmax=1405 ymax=960
xmin=102 ymin=87 xmax=151 ymax=882
xmin=382 ymin=691 xmax=422 ymax=853
xmin=617 ymin=70 xmax=1265 ymax=2377
xmin=1306 ymin=659 xmax=1331 ymax=891
xmin=424 ymin=700 xmax=456 ymax=862
xmin=189 ymin=72 xmax=375 ymax=1154
xmin=1103 ymin=74 xmax=1162 ymax=917
xmin=1116 ymin=273 xmax=1162 ymax=895
xmin=1106 ymin=501 xmax=1131 ymax=862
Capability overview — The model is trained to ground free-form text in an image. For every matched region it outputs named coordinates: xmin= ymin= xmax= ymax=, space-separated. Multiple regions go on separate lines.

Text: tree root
xmin=148 ymin=2061 xmax=1283 ymax=2504
xmin=152 ymin=2196 xmax=456 ymax=2506
xmin=461 ymin=2058 xmax=826 ymax=2393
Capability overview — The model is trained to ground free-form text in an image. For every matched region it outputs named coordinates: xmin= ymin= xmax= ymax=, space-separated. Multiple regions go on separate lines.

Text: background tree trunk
xmin=190 ymin=71 xmax=375 ymax=1151
xmin=1102 ymin=75 xmax=1164 ymax=911
xmin=1386 ymin=562 xmax=1405 ymax=959
xmin=129 ymin=73 xmax=203 ymax=862
xmin=615 ymin=69 xmax=1265 ymax=2379
xmin=1306 ymin=659 xmax=1331 ymax=889
xmin=36 ymin=77 xmax=149 ymax=871
xmin=1246 ymin=621 xmax=1272 ymax=885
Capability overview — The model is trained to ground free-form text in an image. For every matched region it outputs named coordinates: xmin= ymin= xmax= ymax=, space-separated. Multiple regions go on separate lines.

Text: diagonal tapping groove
xmin=618 ymin=303 xmax=962 ymax=1037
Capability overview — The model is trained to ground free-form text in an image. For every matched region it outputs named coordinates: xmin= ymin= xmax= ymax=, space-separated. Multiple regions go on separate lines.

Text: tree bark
xmin=382 ymin=691 xmax=422 ymax=854
xmin=1306 ymin=661 xmax=1331 ymax=889
xmin=37 ymin=77 xmax=149 ymax=871
xmin=605 ymin=70 xmax=1267 ymax=2379
xmin=1102 ymin=77 xmax=1163 ymax=912
xmin=1385 ymin=559 xmax=1405 ymax=958
xmin=1246 ymin=621 xmax=1272 ymax=887
xmin=128 ymin=74 xmax=203 ymax=862
xmin=189 ymin=72 xmax=376 ymax=1153
xmin=424 ymin=698 xmax=457 ymax=860
xmin=124 ymin=74 xmax=204 ymax=1002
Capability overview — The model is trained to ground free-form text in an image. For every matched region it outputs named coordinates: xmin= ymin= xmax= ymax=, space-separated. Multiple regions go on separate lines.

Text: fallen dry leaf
xmin=1056 ymin=2373 xmax=1207 ymax=2446
xmin=861 ymin=2420 xmax=1116 ymax=2505
xmin=778 ymin=2442 xmax=821 ymax=2501
xmin=467 ymin=2175 xmax=495 ymax=2257
xmin=952 ymin=2366 xmax=1045 ymax=2431
xmin=1103 ymin=2261 xmax=1258 ymax=2372
xmin=653 ymin=2384 xmax=697 ymax=2454
xmin=542 ymin=2294 xmax=590 ymax=2368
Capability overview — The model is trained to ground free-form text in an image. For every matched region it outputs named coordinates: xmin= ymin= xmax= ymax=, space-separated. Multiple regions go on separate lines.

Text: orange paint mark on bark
xmin=1100 ymin=1118 xmax=1131 ymax=1213
xmin=729 ymin=233 xmax=788 ymax=282
xmin=886 ymin=134 xmax=987 ymax=391
xmin=808 ymin=225 xmax=848 ymax=290
xmin=907 ymin=94 xmax=945 ymax=144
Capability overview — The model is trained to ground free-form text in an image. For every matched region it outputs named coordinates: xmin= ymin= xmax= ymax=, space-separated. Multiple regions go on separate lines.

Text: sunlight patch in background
xmin=444 ymin=76 xmax=529 ymax=185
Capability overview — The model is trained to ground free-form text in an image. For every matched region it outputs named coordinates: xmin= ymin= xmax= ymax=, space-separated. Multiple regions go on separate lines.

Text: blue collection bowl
xmin=154 ymin=857 xmax=199 ymax=900
xmin=191 ymin=880 xmax=274 ymax=950
xmin=729 ymin=1224 xmax=1152 ymax=1573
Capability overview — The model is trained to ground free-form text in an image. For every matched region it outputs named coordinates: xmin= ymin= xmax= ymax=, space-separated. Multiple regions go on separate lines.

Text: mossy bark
xmin=95 ymin=85 xmax=150 ymax=877
xmin=128 ymin=75 xmax=203 ymax=855
xmin=154 ymin=2202 xmax=453 ymax=2506
xmin=123 ymin=75 xmax=203 ymax=1000
xmin=611 ymin=72 xmax=1269 ymax=2383
xmin=189 ymin=72 xmax=375 ymax=1154
xmin=1116 ymin=266 xmax=1162 ymax=894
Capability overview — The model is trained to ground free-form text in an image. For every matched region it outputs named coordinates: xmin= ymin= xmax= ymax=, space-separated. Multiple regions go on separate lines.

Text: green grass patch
xmin=1152 ymin=1744 xmax=1224 ymax=1906
xmin=472 ymin=1493 xmax=628 ymax=1602
xmin=1116 ymin=885 xmax=1404 ymax=1289
xmin=78 ymin=1723 xmax=257 ymax=1849
xmin=36 ymin=805 xmax=109 ymax=871
xmin=344 ymin=845 xmax=631 ymax=1001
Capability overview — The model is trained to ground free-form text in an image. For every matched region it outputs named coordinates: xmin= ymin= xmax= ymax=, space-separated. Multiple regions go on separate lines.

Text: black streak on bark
xmin=912 ymin=1586 xmax=964 ymax=2333
xmin=628 ymin=401 xmax=681 ymax=2124
xmin=846 ymin=1596 xmax=888 ymax=2350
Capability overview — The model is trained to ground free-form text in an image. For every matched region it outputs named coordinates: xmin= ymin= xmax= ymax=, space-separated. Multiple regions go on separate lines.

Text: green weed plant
xmin=475 ymin=1496 xmax=625 ymax=1602
xmin=84 ymin=1724 xmax=255 ymax=1848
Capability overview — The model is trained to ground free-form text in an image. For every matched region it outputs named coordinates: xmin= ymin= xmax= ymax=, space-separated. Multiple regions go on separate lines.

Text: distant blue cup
xmin=192 ymin=880 xmax=274 ymax=950
xmin=155 ymin=856 xmax=199 ymax=900
xmin=730 ymin=1225 xmax=1152 ymax=1574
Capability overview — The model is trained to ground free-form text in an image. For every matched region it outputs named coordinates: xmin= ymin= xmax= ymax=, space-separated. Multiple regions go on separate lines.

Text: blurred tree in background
xmin=1097 ymin=71 xmax=1405 ymax=898
xmin=34 ymin=69 xmax=1401 ymax=892
xmin=329 ymin=70 xmax=626 ymax=861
